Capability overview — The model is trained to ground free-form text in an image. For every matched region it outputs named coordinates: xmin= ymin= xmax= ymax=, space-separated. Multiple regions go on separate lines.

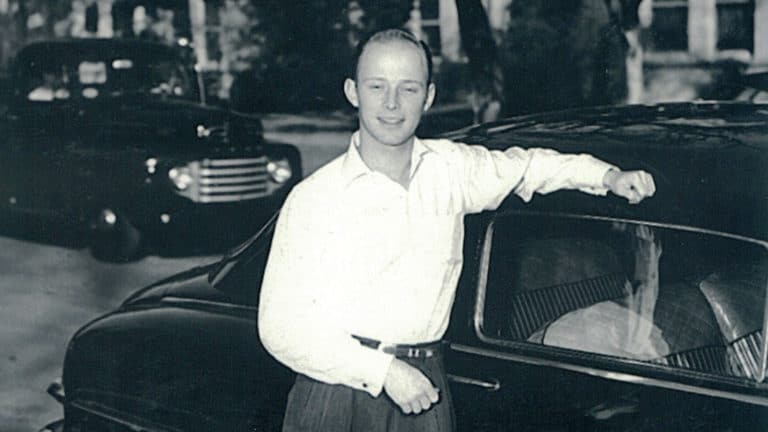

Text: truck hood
xmin=8 ymin=97 xmax=264 ymax=150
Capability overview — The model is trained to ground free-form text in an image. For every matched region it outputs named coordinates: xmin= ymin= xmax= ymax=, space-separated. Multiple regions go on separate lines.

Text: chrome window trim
xmin=499 ymin=210 xmax=768 ymax=247
xmin=760 ymin=275 xmax=768 ymax=382
xmin=471 ymin=211 xmax=768 ymax=400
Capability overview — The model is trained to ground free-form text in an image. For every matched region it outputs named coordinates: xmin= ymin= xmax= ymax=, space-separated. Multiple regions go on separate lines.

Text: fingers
xmin=632 ymin=171 xmax=656 ymax=199
xmin=396 ymin=385 xmax=440 ymax=415
xmin=412 ymin=395 xmax=430 ymax=414
xmin=618 ymin=170 xmax=656 ymax=204
xmin=407 ymin=387 xmax=440 ymax=414
xmin=427 ymin=385 xmax=440 ymax=403
xmin=395 ymin=391 xmax=439 ymax=414
xmin=383 ymin=359 xmax=440 ymax=415
xmin=635 ymin=224 xmax=651 ymax=240
xmin=403 ymin=384 xmax=439 ymax=415
xmin=642 ymin=171 xmax=656 ymax=196
xmin=397 ymin=402 xmax=411 ymax=414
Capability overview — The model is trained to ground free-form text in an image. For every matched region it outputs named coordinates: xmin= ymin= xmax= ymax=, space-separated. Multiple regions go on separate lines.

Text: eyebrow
xmin=361 ymin=77 xmax=425 ymax=86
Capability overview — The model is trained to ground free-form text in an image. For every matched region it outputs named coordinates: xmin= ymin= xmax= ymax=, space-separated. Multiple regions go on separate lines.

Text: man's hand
xmin=603 ymin=169 xmax=656 ymax=204
xmin=383 ymin=358 xmax=440 ymax=415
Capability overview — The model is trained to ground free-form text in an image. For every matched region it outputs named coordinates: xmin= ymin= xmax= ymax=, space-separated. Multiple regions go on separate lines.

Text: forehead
xmin=357 ymin=40 xmax=428 ymax=82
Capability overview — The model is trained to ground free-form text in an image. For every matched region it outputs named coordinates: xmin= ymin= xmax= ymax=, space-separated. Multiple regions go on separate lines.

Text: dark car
xmin=0 ymin=39 xmax=301 ymax=260
xmin=43 ymin=102 xmax=768 ymax=431
xmin=736 ymin=70 xmax=768 ymax=103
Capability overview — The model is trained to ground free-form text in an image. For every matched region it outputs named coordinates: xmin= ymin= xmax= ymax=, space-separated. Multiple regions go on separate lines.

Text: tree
xmin=455 ymin=0 xmax=503 ymax=122
xmin=499 ymin=0 xmax=642 ymax=115
xmin=231 ymin=0 xmax=412 ymax=113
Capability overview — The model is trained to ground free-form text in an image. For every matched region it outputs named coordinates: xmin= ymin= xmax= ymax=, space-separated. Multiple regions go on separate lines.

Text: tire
xmin=90 ymin=216 xmax=144 ymax=263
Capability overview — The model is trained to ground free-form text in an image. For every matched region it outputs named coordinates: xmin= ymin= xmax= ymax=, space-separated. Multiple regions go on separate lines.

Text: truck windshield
xmin=19 ymin=54 xmax=194 ymax=103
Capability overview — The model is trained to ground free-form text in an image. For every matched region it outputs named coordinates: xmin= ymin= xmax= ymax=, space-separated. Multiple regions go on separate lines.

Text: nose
xmin=385 ymin=88 xmax=398 ymax=110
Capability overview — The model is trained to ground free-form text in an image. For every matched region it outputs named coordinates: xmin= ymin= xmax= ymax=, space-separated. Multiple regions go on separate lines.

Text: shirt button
xmin=362 ymin=383 xmax=368 ymax=388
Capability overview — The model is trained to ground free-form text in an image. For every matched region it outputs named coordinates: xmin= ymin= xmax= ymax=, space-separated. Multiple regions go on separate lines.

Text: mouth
xmin=377 ymin=116 xmax=405 ymax=126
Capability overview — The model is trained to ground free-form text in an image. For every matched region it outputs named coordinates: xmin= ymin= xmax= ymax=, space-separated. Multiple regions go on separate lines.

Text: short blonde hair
xmin=352 ymin=28 xmax=433 ymax=84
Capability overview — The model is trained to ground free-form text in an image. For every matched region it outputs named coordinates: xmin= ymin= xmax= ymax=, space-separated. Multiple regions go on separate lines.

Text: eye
xmin=400 ymin=86 xmax=420 ymax=94
xmin=368 ymin=83 xmax=384 ymax=91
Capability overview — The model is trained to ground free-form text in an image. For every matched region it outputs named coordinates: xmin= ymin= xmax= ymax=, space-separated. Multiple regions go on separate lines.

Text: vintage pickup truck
xmin=0 ymin=38 xmax=301 ymax=261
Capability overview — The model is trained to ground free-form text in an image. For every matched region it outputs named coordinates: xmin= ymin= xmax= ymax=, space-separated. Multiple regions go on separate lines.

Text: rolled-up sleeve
xmin=258 ymin=187 xmax=394 ymax=397
xmin=454 ymin=143 xmax=616 ymax=213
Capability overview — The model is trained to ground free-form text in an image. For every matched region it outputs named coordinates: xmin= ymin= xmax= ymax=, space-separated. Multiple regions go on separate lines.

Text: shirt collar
xmin=340 ymin=131 xmax=432 ymax=187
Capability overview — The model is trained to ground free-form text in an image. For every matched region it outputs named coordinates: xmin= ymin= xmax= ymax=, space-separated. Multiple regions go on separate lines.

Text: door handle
xmin=447 ymin=374 xmax=501 ymax=391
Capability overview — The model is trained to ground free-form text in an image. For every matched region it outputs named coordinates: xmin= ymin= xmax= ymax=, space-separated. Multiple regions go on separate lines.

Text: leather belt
xmin=353 ymin=335 xmax=441 ymax=359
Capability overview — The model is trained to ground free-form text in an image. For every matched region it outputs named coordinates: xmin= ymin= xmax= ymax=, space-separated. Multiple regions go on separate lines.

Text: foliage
xmin=499 ymin=0 xmax=629 ymax=115
xmin=231 ymin=0 xmax=412 ymax=113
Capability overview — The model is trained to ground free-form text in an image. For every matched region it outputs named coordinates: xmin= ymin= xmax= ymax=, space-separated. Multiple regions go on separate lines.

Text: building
xmin=2 ymin=0 xmax=765 ymax=104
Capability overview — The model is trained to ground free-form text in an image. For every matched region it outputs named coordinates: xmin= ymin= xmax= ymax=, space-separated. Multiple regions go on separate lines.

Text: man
xmin=258 ymin=29 xmax=655 ymax=432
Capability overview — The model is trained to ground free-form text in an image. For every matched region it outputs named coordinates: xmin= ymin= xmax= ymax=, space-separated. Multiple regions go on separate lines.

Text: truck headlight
xmin=267 ymin=158 xmax=292 ymax=184
xmin=168 ymin=167 xmax=193 ymax=190
xmin=145 ymin=157 xmax=157 ymax=174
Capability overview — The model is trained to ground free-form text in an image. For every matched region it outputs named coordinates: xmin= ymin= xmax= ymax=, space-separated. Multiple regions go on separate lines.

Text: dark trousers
xmin=281 ymin=351 xmax=455 ymax=432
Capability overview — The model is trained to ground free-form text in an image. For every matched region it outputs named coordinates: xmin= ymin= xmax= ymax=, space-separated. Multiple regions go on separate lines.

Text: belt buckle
xmin=402 ymin=346 xmax=434 ymax=358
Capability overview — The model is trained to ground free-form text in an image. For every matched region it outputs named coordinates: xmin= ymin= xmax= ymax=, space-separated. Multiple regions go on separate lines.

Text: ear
xmin=344 ymin=78 xmax=359 ymax=108
xmin=423 ymin=82 xmax=436 ymax=112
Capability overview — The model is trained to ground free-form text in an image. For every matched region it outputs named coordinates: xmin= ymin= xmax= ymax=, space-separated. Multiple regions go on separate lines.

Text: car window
xmin=20 ymin=54 xmax=194 ymax=102
xmin=479 ymin=213 xmax=768 ymax=382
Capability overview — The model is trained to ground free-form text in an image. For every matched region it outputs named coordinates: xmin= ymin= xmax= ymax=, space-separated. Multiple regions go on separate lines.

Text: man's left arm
xmin=452 ymin=143 xmax=655 ymax=212
xmin=507 ymin=147 xmax=657 ymax=203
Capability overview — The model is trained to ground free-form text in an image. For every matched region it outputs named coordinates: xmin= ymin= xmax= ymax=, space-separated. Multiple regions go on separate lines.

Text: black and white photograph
xmin=0 ymin=0 xmax=767 ymax=431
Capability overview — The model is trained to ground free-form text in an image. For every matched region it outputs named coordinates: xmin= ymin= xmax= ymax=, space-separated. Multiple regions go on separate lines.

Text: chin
xmin=381 ymin=138 xmax=411 ymax=147
xmin=373 ymin=129 xmax=417 ymax=147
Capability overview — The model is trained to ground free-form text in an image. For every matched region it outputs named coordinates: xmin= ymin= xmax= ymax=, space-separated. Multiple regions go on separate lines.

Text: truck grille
xmin=179 ymin=157 xmax=273 ymax=203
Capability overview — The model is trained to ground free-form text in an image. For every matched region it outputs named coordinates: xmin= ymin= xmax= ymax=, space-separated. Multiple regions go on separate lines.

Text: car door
xmin=446 ymin=211 xmax=768 ymax=431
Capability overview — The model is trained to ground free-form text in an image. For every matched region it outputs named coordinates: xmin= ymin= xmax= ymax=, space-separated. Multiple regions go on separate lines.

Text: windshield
xmin=19 ymin=53 xmax=194 ymax=103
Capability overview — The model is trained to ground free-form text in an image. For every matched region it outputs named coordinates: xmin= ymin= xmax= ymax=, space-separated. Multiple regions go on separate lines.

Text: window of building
xmin=417 ymin=0 xmax=442 ymax=57
xmin=648 ymin=0 xmax=755 ymax=53
xmin=648 ymin=0 xmax=688 ymax=51
xmin=716 ymin=0 xmax=755 ymax=51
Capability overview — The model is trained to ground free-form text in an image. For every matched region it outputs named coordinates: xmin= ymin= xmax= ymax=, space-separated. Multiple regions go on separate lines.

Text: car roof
xmin=14 ymin=38 xmax=183 ymax=65
xmin=445 ymin=102 xmax=768 ymax=242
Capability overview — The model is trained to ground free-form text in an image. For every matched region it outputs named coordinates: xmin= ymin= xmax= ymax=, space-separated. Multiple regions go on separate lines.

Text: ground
xmin=0 ymin=238 xmax=213 ymax=430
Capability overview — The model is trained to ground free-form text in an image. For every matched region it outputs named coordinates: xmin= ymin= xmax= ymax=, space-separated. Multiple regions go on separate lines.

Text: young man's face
xmin=344 ymin=39 xmax=436 ymax=149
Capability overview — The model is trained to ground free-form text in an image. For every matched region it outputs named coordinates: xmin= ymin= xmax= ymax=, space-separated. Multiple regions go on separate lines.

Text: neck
xmin=358 ymin=136 xmax=414 ymax=188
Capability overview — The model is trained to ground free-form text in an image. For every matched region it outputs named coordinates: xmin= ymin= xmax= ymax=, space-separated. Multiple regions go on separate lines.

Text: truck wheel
xmin=90 ymin=212 xmax=144 ymax=262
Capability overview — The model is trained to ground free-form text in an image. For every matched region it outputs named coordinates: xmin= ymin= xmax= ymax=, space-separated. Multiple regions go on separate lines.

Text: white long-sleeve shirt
xmin=258 ymin=131 xmax=615 ymax=397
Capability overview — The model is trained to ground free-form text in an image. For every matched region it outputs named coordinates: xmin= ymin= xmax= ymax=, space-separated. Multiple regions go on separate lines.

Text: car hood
xmin=121 ymin=259 xmax=255 ymax=309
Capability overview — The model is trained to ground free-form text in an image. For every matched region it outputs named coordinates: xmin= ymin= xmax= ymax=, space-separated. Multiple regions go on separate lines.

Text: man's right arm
xmin=257 ymin=188 xmax=394 ymax=397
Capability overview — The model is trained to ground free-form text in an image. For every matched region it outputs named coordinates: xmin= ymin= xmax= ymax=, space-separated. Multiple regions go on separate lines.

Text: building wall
xmin=473 ymin=0 xmax=766 ymax=104
xmin=643 ymin=0 xmax=765 ymax=102
xmin=3 ymin=0 xmax=765 ymax=104
xmin=753 ymin=0 xmax=768 ymax=64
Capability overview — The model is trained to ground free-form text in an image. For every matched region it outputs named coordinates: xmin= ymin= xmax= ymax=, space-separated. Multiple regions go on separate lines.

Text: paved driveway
xmin=0 ymin=237 xmax=213 ymax=431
